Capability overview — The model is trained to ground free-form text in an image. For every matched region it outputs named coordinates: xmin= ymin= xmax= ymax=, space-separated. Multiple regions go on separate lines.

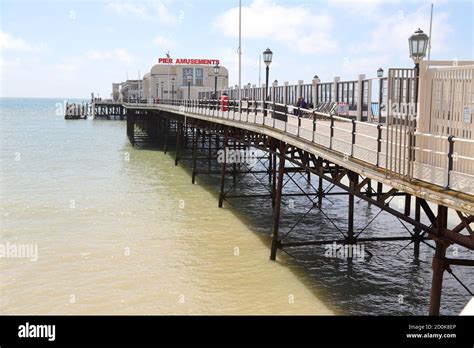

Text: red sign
xmin=158 ymin=58 xmax=220 ymax=65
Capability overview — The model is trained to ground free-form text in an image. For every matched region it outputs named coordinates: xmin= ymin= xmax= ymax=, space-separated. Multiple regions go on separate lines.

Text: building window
xmin=195 ymin=68 xmax=203 ymax=86
xmin=183 ymin=68 xmax=193 ymax=85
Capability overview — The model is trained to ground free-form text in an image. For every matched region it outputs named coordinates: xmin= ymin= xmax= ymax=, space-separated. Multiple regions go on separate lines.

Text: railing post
xmin=246 ymin=100 xmax=250 ymax=122
xmin=351 ymin=119 xmax=356 ymax=157
xmin=329 ymin=114 xmax=334 ymax=149
xmin=297 ymin=114 xmax=301 ymax=137
xmin=376 ymin=124 xmax=382 ymax=167
xmin=239 ymin=100 xmax=242 ymax=120
xmin=312 ymin=110 xmax=317 ymax=143
xmin=233 ymin=99 xmax=236 ymax=120
xmin=446 ymin=135 xmax=455 ymax=190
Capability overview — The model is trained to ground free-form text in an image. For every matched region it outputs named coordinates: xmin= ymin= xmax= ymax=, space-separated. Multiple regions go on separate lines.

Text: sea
xmin=0 ymin=97 xmax=472 ymax=315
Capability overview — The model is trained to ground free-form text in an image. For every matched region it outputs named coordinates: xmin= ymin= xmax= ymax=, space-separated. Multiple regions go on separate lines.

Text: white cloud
xmin=362 ymin=6 xmax=451 ymax=59
xmin=107 ymin=2 xmax=147 ymax=17
xmin=336 ymin=5 xmax=452 ymax=78
xmin=0 ymin=30 xmax=45 ymax=51
xmin=85 ymin=49 xmax=135 ymax=65
xmin=153 ymin=35 xmax=173 ymax=46
xmin=214 ymin=0 xmax=338 ymax=54
xmin=106 ymin=0 xmax=177 ymax=24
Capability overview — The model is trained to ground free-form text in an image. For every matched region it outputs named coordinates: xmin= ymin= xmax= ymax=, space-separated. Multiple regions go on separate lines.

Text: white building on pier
xmin=113 ymin=57 xmax=229 ymax=102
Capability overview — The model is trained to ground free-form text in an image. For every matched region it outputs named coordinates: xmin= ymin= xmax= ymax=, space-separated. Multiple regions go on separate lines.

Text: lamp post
xmin=273 ymin=80 xmax=278 ymax=103
xmin=377 ymin=68 xmax=384 ymax=119
xmin=213 ymin=64 xmax=220 ymax=99
xmin=187 ymin=75 xmax=192 ymax=100
xmin=171 ymin=77 xmax=175 ymax=101
xmin=408 ymin=28 xmax=429 ymax=111
xmin=160 ymin=81 xmax=164 ymax=100
xmin=377 ymin=67 xmax=384 ymax=78
xmin=263 ymin=48 xmax=273 ymax=115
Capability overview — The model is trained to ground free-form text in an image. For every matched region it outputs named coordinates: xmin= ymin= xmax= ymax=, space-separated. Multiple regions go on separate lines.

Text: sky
xmin=0 ymin=0 xmax=473 ymax=98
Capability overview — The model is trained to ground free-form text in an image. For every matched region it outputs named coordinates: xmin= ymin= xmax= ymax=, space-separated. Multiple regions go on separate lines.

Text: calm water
xmin=0 ymin=98 xmax=472 ymax=315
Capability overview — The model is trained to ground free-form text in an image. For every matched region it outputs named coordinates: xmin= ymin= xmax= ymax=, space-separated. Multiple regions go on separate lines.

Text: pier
xmin=64 ymin=102 xmax=89 ymax=119
xmin=120 ymin=60 xmax=474 ymax=315
xmin=92 ymin=101 xmax=127 ymax=120
xmin=64 ymin=101 xmax=128 ymax=120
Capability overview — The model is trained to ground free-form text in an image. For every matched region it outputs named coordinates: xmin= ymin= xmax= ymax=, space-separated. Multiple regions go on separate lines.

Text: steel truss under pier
xmin=126 ymin=107 xmax=474 ymax=316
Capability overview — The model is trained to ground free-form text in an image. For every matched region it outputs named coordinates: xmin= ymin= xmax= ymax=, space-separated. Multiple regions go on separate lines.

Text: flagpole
xmin=238 ymin=0 xmax=242 ymax=97
xmin=428 ymin=3 xmax=433 ymax=61
xmin=259 ymin=54 xmax=261 ymax=87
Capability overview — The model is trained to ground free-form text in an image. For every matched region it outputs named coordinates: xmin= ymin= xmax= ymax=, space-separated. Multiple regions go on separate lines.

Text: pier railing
xmin=126 ymin=98 xmax=474 ymax=195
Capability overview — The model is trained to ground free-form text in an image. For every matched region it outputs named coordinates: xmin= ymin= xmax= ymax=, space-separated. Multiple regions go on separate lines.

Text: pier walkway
xmin=118 ymin=61 xmax=473 ymax=315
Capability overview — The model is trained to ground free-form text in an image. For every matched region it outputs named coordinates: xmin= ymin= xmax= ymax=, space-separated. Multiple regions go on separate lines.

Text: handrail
xmin=124 ymin=98 xmax=474 ymax=194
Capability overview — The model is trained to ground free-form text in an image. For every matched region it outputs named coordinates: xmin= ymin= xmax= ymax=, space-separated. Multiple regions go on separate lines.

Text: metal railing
xmin=125 ymin=98 xmax=474 ymax=195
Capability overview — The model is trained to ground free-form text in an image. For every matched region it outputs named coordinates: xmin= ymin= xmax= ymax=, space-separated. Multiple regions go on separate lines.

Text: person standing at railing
xmin=220 ymin=92 xmax=228 ymax=112
xmin=294 ymin=97 xmax=307 ymax=116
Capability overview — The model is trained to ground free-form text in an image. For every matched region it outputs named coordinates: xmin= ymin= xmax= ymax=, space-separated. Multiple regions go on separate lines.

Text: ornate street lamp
xmin=171 ymin=77 xmax=175 ymax=101
xmin=263 ymin=48 xmax=273 ymax=115
xmin=263 ymin=48 xmax=273 ymax=99
xmin=187 ymin=75 xmax=192 ymax=100
xmin=377 ymin=67 xmax=384 ymax=78
xmin=408 ymin=28 xmax=429 ymax=66
xmin=376 ymin=68 xmax=384 ymax=119
xmin=213 ymin=64 xmax=220 ymax=99
xmin=408 ymin=28 xmax=429 ymax=112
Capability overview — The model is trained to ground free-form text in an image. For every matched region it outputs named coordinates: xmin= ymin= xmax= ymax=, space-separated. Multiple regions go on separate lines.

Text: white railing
xmin=126 ymin=98 xmax=474 ymax=195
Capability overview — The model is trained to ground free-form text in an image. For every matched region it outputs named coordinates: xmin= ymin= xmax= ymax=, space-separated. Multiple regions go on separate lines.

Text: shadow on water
xmin=127 ymin=140 xmax=473 ymax=316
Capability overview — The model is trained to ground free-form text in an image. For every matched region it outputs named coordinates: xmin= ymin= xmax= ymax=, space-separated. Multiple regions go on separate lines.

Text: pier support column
xmin=127 ymin=110 xmax=135 ymax=147
xmin=413 ymin=197 xmax=421 ymax=257
xmin=218 ymin=131 xmax=229 ymax=208
xmin=429 ymin=241 xmax=448 ymax=315
xmin=163 ymin=119 xmax=169 ymax=154
xmin=404 ymin=194 xmax=411 ymax=217
xmin=270 ymin=142 xmax=287 ymax=261
xmin=192 ymin=128 xmax=199 ymax=184
xmin=208 ymin=133 xmax=212 ymax=172
xmin=347 ymin=171 xmax=358 ymax=243
xmin=317 ymin=157 xmax=324 ymax=207
xmin=175 ymin=122 xmax=181 ymax=166
xmin=377 ymin=181 xmax=383 ymax=201
xmin=268 ymin=152 xmax=272 ymax=185
xmin=429 ymin=205 xmax=449 ymax=316
xmin=232 ymin=140 xmax=237 ymax=183
xmin=272 ymin=152 xmax=277 ymax=207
